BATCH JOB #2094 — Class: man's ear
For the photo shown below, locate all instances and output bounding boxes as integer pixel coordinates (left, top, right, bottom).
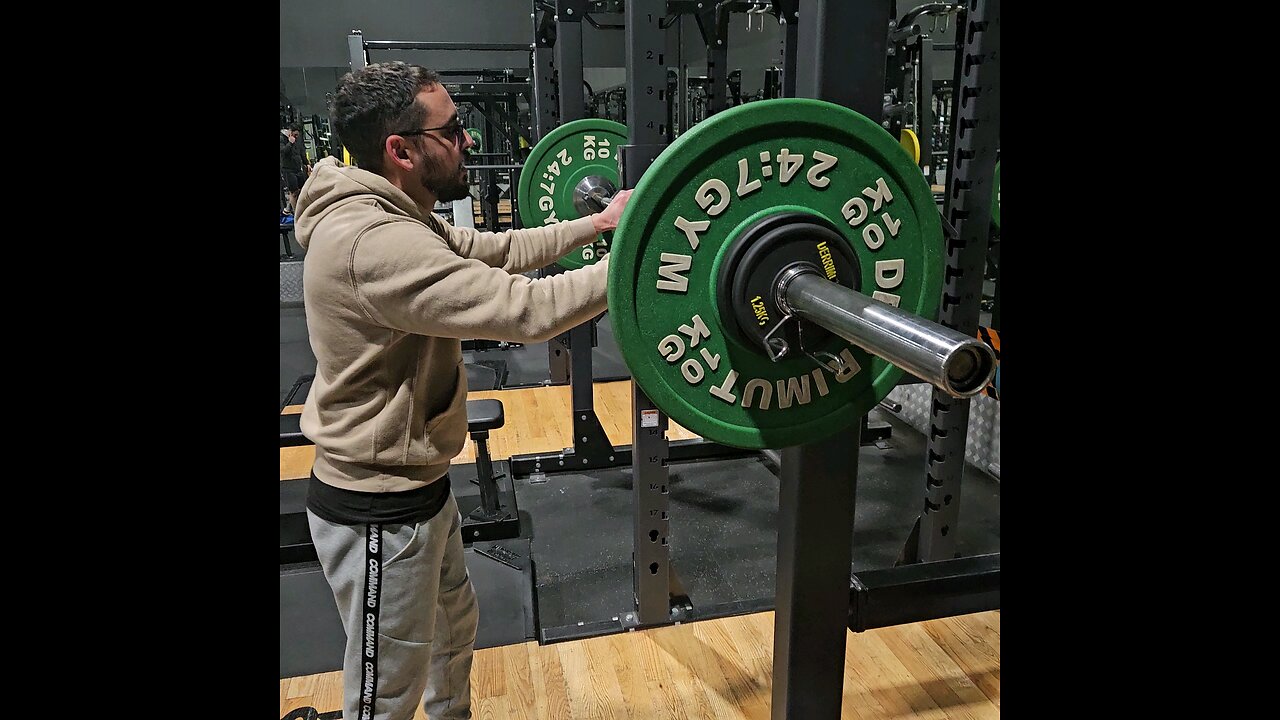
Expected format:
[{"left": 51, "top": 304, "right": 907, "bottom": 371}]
[{"left": 385, "top": 136, "right": 413, "bottom": 170}]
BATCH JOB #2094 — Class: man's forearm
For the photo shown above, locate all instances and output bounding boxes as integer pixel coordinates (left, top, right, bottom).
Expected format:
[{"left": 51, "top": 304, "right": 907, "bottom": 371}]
[{"left": 460, "top": 216, "right": 598, "bottom": 273}]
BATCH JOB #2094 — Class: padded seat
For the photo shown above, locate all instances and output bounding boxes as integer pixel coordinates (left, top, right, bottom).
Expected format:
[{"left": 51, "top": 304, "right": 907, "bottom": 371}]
[
  {"left": 280, "top": 413, "right": 309, "bottom": 447},
  {"left": 466, "top": 399, "right": 505, "bottom": 432}
]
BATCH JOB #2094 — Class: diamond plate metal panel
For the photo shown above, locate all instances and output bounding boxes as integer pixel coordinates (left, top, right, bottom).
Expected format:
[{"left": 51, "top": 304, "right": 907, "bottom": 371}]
[
  {"left": 990, "top": 399, "right": 1000, "bottom": 476},
  {"left": 964, "top": 393, "right": 1000, "bottom": 478},
  {"left": 280, "top": 261, "right": 304, "bottom": 307},
  {"left": 887, "top": 384, "right": 932, "bottom": 434},
  {"left": 886, "top": 383, "right": 1000, "bottom": 479}
]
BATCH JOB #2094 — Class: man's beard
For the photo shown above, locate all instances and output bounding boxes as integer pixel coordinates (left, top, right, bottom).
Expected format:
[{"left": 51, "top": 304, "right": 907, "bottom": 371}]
[{"left": 421, "top": 152, "right": 471, "bottom": 202}]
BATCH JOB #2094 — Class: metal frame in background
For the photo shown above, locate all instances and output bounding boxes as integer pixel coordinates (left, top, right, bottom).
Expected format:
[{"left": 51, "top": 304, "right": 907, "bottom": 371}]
[
  {"left": 537, "top": 0, "right": 615, "bottom": 469},
  {"left": 665, "top": 1, "right": 782, "bottom": 122},
  {"left": 457, "top": 87, "right": 528, "bottom": 231},
  {"left": 532, "top": 1, "right": 560, "bottom": 140},
  {"left": 622, "top": 0, "right": 682, "bottom": 633},
  {"left": 885, "top": 3, "right": 964, "bottom": 178},
  {"left": 523, "top": 0, "right": 759, "bottom": 645},
  {"left": 347, "top": 31, "right": 534, "bottom": 230},
  {"left": 530, "top": 1, "right": 572, "bottom": 382},
  {"left": 509, "top": 0, "right": 746, "bottom": 481},
  {"left": 900, "top": 0, "right": 1001, "bottom": 566}
]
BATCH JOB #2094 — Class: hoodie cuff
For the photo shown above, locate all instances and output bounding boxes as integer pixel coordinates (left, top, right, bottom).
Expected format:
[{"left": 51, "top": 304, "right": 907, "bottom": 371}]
[{"left": 566, "top": 215, "right": 600, "bottom": 245}]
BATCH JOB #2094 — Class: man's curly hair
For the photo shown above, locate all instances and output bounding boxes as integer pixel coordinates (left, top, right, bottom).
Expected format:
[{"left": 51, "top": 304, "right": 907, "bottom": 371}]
[{"left": 330, "top": 62, "right": 442, "bottom": 174}]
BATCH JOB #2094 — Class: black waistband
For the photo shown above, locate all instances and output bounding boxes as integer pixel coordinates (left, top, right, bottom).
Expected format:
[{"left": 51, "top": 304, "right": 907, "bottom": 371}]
[{"left": 306, "top": 473, "right": 452, "bottom": 526}]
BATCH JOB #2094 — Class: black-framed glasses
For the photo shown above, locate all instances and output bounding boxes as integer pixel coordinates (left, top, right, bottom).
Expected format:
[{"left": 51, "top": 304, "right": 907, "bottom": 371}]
[{"left": 394, "top": 122, "right": 466, "bottom": 149}]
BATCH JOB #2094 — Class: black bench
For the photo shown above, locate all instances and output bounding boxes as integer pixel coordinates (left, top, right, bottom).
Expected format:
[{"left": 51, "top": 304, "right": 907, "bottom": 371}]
[
  {"left": 463, "top": 399, "right": 506, "bottom": 522},
  {"left": 280, "top": 412, "right": 309, "bottom": 447},
  {"left": 458, "top": 399, "right": 520, "bottom": 541},
  {"left": 280, "top": 398, "right": 519, "bottom": 550}
]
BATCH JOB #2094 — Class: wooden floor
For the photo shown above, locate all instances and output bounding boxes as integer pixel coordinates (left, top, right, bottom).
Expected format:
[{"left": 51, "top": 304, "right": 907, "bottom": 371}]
[
  {"left": 280, "top": 380, "right": 1000, "bottom": 718},
  {"left": 279, "top": 610, "right": 1000, "bottom": 719}
]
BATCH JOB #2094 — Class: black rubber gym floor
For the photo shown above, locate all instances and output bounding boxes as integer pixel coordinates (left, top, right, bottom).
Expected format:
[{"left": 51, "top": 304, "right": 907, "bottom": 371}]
[
  {"left": 461, "top": 312, "right": 631, "bottom": 390},
  {"left": 280, "top": 306, "right": 317, "bottom": 406},
  {"left": 514, "top": 407, "right": 999, "bottom": 643}
]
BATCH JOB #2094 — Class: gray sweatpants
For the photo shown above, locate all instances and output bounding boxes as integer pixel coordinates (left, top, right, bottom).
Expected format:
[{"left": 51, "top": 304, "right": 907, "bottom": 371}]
[{"left": 308, "top": 493, "right": 479, "bottom": 720}]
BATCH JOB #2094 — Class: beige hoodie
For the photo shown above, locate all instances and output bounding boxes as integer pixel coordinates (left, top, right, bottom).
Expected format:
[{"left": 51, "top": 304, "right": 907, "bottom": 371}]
[{"left": 294, "top": 157, "right": 610, "bottom": 493}]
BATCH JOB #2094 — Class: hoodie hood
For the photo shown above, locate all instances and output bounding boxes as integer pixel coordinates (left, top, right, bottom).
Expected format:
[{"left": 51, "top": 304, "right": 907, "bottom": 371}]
[{"left": 294, "top": 156, "right": 432, "bottom": 250}]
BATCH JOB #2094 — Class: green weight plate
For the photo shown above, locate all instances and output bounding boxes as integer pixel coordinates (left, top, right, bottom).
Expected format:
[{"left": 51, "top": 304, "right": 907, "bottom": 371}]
[
  {"left": 517, "top": 118, "right": 628, "bottom": 270},
  {"left": 467, "top": 128, "right": 483, "bottom": 151},
  {"left": 609, "top": 98, "right": 943, "bottom": 450},
  {"left": 991, "top": 160, "right": 1000, "bottom": 231}
]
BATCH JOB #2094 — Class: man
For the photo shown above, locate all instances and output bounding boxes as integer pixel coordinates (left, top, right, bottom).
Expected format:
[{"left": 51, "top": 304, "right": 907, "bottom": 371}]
[
  {"left": 280, "top": 123, "right": 309, "bottom": 215},
  {"left": 292, "top": 61, "right": 631, "bottom": 720}
]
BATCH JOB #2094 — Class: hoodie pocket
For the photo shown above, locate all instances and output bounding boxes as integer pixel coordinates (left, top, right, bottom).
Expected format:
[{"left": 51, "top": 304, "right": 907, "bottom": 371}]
[{"left": 421, "top": 361, "right": 469, "bottom": 465}]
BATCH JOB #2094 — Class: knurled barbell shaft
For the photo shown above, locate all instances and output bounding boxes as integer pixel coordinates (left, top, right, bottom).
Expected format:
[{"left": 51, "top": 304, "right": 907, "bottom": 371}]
[{"left": 778, "top": 268, "right": 996, "bottom": 398}]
